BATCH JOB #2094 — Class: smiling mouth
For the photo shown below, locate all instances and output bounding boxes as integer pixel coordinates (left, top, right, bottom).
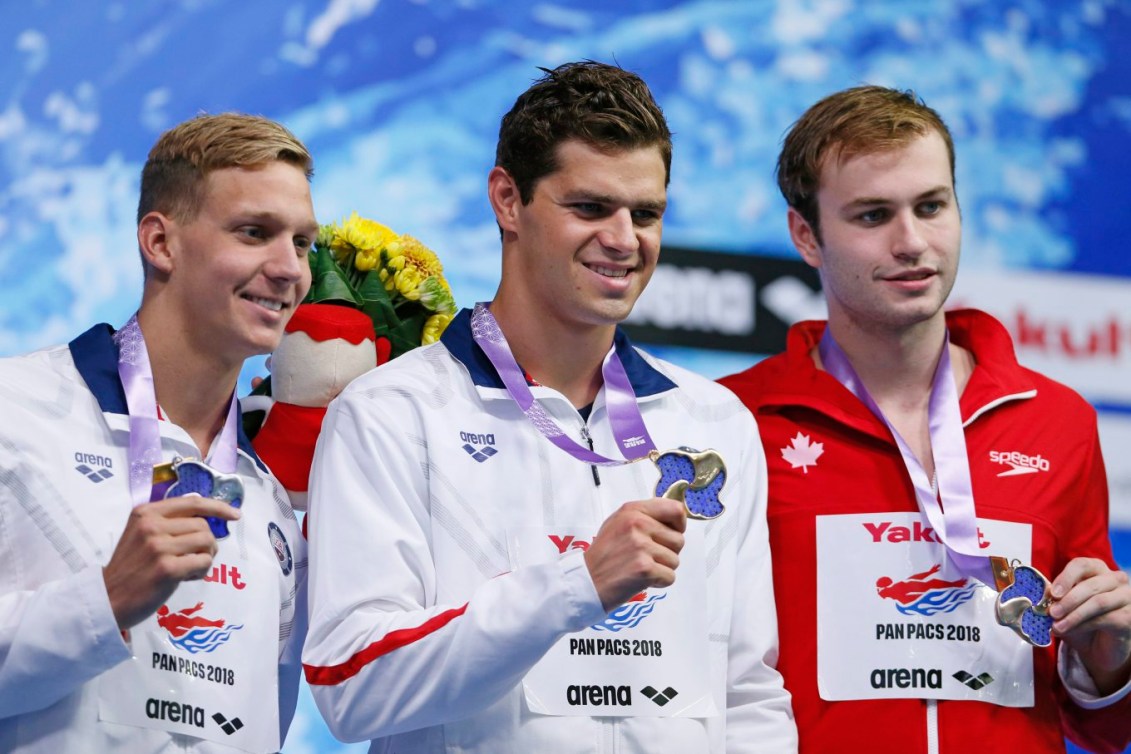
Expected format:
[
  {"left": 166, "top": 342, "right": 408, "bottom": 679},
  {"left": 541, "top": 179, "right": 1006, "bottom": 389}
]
[
  {"left": 242, "top": 294, "right": 286, "bottom": 312},
  {"left": 886, "top": 269, "right": 934, "bottom": 282},
  {"left": 586, "top": 264, "right": 630, "bottom": 279}
]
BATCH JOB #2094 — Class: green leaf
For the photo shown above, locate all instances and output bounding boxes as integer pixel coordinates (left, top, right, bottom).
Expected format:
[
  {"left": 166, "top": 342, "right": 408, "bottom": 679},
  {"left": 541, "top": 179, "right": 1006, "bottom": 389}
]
[
  {"left": 355, "top": 269, "right": 393, "bottom": 307},
  {"left": 388, "top": 311, "right": 428, "bottom": 359},
  {"left": 306, "top": 249, "right": 360, "bottom": 305}
]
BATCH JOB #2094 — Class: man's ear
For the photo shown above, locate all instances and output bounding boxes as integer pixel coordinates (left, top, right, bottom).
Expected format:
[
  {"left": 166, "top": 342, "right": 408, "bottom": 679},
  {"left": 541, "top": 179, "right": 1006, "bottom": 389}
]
[
  {"left": 487, "top": 166, "right": 522, "bottom": 235},
  {"left": 788, "top": 207, "right": 822, "bottom": 270},
  {"left": 137, "top": 211, "right": 176, "bottom": 276}
]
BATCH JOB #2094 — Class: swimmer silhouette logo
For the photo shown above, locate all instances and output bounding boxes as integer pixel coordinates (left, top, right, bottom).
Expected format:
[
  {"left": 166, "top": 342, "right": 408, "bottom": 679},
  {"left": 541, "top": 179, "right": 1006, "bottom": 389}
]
[
  {"left": 874, "top": 564, "right": 977, "bottom": 616},
  {"left": 157, "top": 602, "right": 244, "bottom": 653}
]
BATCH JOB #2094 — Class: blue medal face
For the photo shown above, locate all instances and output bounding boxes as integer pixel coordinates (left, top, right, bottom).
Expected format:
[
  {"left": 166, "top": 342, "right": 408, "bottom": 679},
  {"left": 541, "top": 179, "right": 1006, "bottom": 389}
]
[
  {"left": 164, "top": 458, "right": 244, "bottom": 539},
  {"left": 993, "top": 559, "right": 1054, "bottom": 647},
  {"left": 651, "top": 447, "right": 727, "bottom": 520}
]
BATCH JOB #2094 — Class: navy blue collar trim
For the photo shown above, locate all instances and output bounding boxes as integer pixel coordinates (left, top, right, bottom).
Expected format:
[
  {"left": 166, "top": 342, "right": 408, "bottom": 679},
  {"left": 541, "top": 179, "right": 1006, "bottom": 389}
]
[
  {"left": 439, "top": 308, "right": 677, "bottom": 398},
  {"left": 68, "top": 323, "right": 267, "bottom": 471}
]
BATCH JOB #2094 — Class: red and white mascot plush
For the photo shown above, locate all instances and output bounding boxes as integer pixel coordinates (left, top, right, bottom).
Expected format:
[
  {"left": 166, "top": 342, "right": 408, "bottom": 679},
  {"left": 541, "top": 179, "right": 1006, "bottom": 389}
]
[{"left": 248, "top": 303, "right": 389, "bottom": 509}]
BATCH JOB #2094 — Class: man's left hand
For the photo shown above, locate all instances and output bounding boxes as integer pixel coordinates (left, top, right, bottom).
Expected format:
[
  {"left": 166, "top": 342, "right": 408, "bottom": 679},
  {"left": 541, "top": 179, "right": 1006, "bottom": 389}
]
[{"left": 1051, "top": 557, "right": 1131, "bottom": 695}]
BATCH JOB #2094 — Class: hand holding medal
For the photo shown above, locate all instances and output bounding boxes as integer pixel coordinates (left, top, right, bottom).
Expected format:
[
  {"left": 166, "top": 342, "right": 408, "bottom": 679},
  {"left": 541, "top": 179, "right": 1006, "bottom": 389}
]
[{"left": 152, "top": 458, "right": 245, "bottom": 539}]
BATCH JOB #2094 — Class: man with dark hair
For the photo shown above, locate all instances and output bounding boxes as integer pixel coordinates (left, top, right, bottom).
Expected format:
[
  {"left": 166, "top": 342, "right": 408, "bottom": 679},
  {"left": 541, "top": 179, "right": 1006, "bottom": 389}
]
[
  {"left": 303, "top": 61, "right": 796, "bottom": 753},
  {"left": 0, "top": 113, "right": 317, "bottom": 752},
  {"left": 721, "top": 85, "right": 1131, "bottom": 753}
]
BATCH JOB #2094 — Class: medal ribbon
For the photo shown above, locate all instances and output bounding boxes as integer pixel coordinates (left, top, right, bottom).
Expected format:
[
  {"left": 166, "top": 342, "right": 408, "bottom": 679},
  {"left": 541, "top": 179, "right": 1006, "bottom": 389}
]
[
  {"left": 114, "top": 314, "right": 240, "bottom": 506},
  {"left": 818, "top": 328, "right": 994, "bottom": 586},
  {"left": 470, "top": 303, "right": 657, "bottom": 466}
]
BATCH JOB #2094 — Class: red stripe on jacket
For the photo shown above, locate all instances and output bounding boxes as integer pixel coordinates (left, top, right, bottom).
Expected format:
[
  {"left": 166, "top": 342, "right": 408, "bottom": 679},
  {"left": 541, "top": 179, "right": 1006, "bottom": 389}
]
[{"left": 303, "top": 604, "right": 469, "bottom": 686}]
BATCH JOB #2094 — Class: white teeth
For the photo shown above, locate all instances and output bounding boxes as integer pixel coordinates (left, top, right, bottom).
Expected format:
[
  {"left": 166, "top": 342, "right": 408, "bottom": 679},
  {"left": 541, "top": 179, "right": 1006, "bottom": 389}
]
[
  {"left": 590, "top": 265, "right": 628, "bottom": 279},
  {"left": 245, "top": 296, "right": 284, "bottom": 311}
]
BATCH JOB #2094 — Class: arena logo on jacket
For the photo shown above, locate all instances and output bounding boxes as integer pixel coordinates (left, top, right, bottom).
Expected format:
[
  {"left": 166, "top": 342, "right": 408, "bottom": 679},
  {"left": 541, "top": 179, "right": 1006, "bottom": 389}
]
[{"left": 459, "top": 429, "right": 499, "bottom": 463}]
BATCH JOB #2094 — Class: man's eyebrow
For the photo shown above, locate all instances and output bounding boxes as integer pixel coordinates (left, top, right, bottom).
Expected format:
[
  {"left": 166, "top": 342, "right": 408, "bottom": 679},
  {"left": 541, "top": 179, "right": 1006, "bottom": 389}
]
[
  {"left": 232, "top": 209, "right": 320, "bottom": 235},
  {"left": 562, "top": 191, "right": 667, "bottom": 211},
  {"left": 840, "top": 185, "right": 953, "bottom": 211}
]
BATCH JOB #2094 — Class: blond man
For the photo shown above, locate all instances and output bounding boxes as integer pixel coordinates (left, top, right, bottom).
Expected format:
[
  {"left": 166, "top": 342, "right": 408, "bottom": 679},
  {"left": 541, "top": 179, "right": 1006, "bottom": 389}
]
[{"left": 0, "top": 113, "right": 318, "bottom": 753}]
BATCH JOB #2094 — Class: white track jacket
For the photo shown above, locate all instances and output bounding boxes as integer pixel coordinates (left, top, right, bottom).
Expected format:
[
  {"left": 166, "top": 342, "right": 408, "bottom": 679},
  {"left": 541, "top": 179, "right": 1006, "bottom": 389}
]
[{"left": 303, "top": 309, "right": 796, "bottom": 753}]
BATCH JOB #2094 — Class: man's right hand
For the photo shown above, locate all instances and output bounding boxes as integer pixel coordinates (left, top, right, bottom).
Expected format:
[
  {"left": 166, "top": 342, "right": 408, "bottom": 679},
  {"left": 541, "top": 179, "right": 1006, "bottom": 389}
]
[
  {"left": 103, "top": 496, "right": 241, "bottom": 630},
  {"left": 583, "top": 497, "right": 687, "bottom": 612}
]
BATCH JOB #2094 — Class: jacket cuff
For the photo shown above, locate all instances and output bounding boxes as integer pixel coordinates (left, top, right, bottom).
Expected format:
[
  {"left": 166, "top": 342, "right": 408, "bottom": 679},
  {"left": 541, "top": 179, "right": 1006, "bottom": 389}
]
[
  {"left": 81, "top": 566, "right": 132, "bottom": 670},
  {"left": 558, "top": 550, "right": 608, "bottom": 630},
  {"left": 1059, "top": 642, "right": 1131, "bottom": 709}
]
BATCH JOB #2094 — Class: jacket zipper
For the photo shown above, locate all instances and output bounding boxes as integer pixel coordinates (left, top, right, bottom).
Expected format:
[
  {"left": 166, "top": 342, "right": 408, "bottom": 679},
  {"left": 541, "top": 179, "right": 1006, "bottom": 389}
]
[{"left": 580, "top": 425, "right": 601, "bottom": 486}]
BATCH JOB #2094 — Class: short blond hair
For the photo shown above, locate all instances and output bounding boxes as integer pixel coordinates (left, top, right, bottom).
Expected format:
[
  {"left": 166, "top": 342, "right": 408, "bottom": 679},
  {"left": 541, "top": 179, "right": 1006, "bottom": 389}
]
[
  {"left": 137, "top": 112, "right": 313, "bottom": 224},
  {"left": 777, "top": 86, "right": 955, "bottom": 242}
]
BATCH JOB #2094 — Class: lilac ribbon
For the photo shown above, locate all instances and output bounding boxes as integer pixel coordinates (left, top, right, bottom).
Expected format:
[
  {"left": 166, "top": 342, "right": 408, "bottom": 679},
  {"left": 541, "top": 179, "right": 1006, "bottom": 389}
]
[
  {"left": 470, "top": 303, "right": 656, "bottom": 466},
  {"left": 114, "top": 314, "right": 240, "bottom": 507},
  {"left": 818, "top": 328, "right": 994, "bottom": 586}
]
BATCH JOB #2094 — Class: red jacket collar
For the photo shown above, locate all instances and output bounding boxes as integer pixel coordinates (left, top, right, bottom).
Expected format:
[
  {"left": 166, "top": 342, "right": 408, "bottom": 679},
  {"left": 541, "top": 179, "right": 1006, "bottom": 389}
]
[{"left": 724, "top": 309, "right": 1038, "bottom": 438}]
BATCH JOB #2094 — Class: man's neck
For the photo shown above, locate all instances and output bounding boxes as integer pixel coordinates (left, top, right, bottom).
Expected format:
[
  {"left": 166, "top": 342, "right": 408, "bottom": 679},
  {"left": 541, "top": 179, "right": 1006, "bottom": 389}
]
[
  {"left": 825, "top": 316, "right": 950, "bottom": 411},
  {"left": 136, "top": 307, "right": 240, "bottom": 457},
  {"left": 488, "top": 297, "right": 613, "bottom": 409},
  {"left": 818, "top": 314, "right": 975, "bottom": 478}
]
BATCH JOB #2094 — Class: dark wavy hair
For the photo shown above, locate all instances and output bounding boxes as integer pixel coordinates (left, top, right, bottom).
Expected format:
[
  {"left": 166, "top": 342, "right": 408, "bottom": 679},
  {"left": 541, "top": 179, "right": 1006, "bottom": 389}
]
[{"left": 496, "top": 61, "right": 672, "bottom": 203}]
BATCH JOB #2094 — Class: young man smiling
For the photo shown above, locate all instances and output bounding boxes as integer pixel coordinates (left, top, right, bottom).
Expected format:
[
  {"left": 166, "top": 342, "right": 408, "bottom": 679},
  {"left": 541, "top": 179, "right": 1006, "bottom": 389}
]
[
  {"left": 721, "top": 85, "right": 1131, "bottom": 753},
  {"left": 303, "top": 61, "right": 796, "bottom": 753},
  {"left": 0, "top": 113, "right": 316, "bottom": 752}
]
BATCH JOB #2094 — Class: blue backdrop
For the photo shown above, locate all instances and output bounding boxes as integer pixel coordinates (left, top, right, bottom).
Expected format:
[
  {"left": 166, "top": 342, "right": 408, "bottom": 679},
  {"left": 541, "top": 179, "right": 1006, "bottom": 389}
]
[{"left": 2, "top": 2, "right": 1128, "bottom": 751}]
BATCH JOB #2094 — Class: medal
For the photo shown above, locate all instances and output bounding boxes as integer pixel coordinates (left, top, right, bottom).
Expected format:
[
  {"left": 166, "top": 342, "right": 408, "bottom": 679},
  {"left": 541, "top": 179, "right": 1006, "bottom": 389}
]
[
  {"left": 152, "top": 457, "right": 245, "bottom": 539},
  {"left": 991, "top": 556, "right": 1054, "bottom": 647},
  {"left": 651, "top": 447, "right": 726, "bottom": 519}
]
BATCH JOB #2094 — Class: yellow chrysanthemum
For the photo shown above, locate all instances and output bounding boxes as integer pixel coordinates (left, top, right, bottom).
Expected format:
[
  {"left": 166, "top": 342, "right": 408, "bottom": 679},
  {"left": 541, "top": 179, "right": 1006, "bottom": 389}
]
[
  {"left": 354, "top": 248, "right": 380, "bottom": 272},
  {"left": 394, "top": 234, "right": 445, "bottom": 278},
  {"left": 332, "top": 212, "right": 400, "bottom": 256},
  {"left": 418, "top": 276, "right": 456, "bottom": 314},
  {"left": 422, "top": 312, "right": 454, "bottom": 345},
  {"left": 392, "top": 266, "right": 427, "bottom": 300}
]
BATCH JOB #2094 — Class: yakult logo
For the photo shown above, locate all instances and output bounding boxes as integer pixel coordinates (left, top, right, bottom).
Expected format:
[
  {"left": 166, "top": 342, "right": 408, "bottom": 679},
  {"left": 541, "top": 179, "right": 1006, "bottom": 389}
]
[
  {"left": 1009, "top": 309, "right": 1130, "bottom": 360},
  {"left": 988, "top": 449, "right": 1050, "bottom": 477},
  {"left": 863, "top": 521, "right": 992, "bottom": 550}
]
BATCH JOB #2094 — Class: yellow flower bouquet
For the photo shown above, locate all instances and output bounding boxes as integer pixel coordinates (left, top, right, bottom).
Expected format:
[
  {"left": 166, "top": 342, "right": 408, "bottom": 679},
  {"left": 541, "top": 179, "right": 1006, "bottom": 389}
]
[{"left": 311, "top": 212, "right": 456, "bottom": 356}]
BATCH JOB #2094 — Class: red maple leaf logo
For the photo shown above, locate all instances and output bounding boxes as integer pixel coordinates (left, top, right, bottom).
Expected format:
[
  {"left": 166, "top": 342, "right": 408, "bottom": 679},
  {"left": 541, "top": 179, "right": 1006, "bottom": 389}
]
[{"left": 781, "top": 432, "right": 823, "bottom": 474}]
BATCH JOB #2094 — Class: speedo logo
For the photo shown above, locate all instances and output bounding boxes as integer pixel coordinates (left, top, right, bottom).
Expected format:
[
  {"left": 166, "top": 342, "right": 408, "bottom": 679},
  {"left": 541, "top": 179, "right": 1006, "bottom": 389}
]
[{"left": 988, "top": 449, "right": 1050, "bottom": 477}]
